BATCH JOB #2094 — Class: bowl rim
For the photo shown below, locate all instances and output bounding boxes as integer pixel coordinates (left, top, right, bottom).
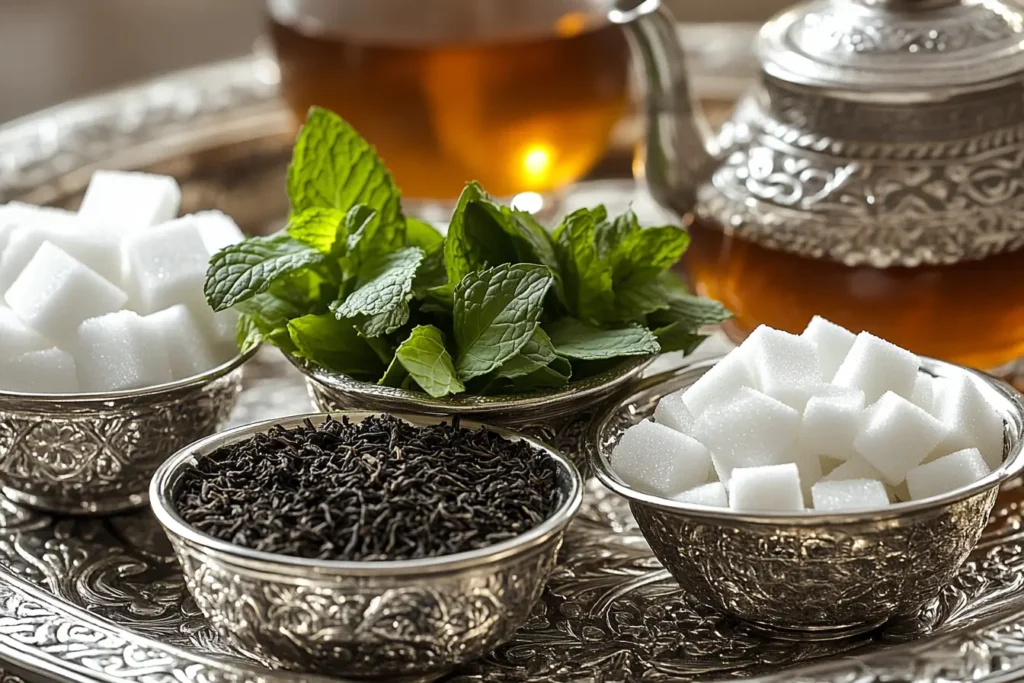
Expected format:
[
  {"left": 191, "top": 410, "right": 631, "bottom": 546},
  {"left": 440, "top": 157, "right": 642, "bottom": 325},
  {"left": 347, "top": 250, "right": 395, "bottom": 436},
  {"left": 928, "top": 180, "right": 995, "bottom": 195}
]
[
  {"left": 0, "top": 347, "right": 256, "bottom": 405},
  {"left": 590, "top": 354, "right": 1024, "bottom": 525},
  {"left": 150, "top": 411, "right": 584, "bottom": 576},
  {"left": 287, "top": 351, "right": 652, "bottom": 412}
]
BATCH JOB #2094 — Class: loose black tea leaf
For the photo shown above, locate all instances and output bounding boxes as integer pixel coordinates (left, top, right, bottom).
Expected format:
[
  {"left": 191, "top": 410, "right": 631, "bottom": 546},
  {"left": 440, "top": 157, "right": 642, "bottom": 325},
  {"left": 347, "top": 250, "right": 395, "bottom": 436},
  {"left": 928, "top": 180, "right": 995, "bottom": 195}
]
[{"left": 173, "top": 414, "right": 560, "bottom": 561}]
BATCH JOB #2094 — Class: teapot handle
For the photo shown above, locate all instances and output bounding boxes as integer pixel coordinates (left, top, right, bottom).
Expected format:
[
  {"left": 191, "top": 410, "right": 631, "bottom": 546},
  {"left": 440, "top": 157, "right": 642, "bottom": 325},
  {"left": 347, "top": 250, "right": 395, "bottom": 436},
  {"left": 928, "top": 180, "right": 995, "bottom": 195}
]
[{"left": 610, "top": 0, "right": 716, "bottom": 217}]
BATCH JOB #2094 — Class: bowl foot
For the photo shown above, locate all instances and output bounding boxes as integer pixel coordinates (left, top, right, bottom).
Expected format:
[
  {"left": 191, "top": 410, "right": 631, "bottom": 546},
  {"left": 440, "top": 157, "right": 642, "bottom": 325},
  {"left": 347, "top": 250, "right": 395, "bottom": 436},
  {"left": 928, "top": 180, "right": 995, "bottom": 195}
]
[
  {"left": 1, "top": 486, "right": 148, "bottom": 516},
  {"left": 742, "top": 617, "right": 887, "bottom": 642}
]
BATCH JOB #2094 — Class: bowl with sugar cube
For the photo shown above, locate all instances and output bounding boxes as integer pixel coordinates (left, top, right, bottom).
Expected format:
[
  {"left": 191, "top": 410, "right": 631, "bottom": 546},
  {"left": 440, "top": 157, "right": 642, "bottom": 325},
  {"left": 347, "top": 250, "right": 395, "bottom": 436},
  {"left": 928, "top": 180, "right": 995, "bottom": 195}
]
[
  {"left": 0, "top": 171, "right": 252, "bottom": 514},
  {"left": 589, "top": 316, "right": 1024, "bottom": 638}
]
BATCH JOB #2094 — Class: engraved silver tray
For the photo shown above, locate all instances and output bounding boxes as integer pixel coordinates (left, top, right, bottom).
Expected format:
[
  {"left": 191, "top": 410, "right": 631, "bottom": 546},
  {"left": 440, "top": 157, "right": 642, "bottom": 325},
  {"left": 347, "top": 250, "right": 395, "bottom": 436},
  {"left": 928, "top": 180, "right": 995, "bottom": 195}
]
[{"left": 3, "top": 36, "right": 1024, "bottom": 683}]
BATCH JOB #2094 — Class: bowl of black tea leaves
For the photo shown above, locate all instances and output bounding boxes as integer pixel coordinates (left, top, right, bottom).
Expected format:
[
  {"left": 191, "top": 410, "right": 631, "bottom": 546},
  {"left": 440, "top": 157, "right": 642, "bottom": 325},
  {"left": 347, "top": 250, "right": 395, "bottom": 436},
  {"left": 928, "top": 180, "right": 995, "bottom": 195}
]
[{"left": 150, "top": 412, "right": 582, "bottom": 678}]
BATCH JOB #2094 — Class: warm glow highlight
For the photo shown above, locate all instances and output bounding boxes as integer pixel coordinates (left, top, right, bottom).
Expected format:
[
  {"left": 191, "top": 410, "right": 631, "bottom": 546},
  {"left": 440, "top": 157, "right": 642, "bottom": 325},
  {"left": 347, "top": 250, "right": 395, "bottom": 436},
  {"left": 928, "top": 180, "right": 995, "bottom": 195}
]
[{"left": 522, "top": 145, "right": 554, "bottom": 183}]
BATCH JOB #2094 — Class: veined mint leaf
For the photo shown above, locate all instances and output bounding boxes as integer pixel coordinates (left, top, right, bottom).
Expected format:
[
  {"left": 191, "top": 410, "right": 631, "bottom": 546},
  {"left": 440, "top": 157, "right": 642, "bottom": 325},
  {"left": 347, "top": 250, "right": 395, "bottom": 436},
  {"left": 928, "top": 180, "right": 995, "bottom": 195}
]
[
  {"left": 395, "top": 325, "right": 465, "bottom": 397},
  {"left": 663, "top": 293, "right": 732, "bottom": 328},
  {"left": 613, "top": 224, "right": 690, "bottom": 284},
  {"left": 379, "top": 355, "right": 409, "bottom": 388},
  {"left": 287, "top": 313, "right": 384, "bottom": 379},
  {"left": 406, "top": 218, "right": 444, "bottom": 250},
  {"left": 653, "top": 323, "right": 707, "bottom": 355},
  {"left": 286, "top": 207, "right": 346, "bottom": 254},
  {"left": 453, "top": 263, "right": 554, "bottom": 381},
  {"left": 594, "top": 207, "right": 634, "bottom": 261},
  {"left": 548, "top": 318, "right": 660, "bottom": 360},
  {"left": 236, "top": 314, "right": 265, "bottom": 355},
  {"left": 331, "top": 247, "right": 424, "bottom": 318},
  {"left": 287, "top": 108, "right": 401, "bottom": 241},
  {"left": 495, "top": 327, "right": 557, "bottom": 379},
  {"left": 554, "top": 208, "right": 615, "bottom": 324},
  {"left": 343, "top": 204, "right": 378, "bottom": 254},
  {"left": 354, "top": 301, "right": 410, "bottom": 337},
  {"left": 616, "top": 278, "right": 672, "bottom": 319},
  {"left": 444, "top": 183, "right": 518, "bottom": 285},
  {"left": 205, "top": 233, "right": 325, "bottom": 312},
  {"left": 508, "top": 356, "right": 572, "bottom": 391}
]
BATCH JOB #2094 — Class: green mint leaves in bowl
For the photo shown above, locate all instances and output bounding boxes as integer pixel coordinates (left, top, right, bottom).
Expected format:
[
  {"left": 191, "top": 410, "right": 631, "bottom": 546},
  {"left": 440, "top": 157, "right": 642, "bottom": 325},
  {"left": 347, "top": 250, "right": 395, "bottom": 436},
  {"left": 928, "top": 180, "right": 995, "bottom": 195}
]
[{"left": 204, "top": 107, "right": 729, "bottom": 399}]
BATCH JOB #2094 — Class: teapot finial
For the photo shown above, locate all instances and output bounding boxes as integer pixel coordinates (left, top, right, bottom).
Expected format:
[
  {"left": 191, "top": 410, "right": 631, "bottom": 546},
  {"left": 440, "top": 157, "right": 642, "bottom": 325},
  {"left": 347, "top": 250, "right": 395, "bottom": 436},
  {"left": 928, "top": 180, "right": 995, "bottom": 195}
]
[{"left": 610, "top": 0, "right": 715, "bottom": 217}]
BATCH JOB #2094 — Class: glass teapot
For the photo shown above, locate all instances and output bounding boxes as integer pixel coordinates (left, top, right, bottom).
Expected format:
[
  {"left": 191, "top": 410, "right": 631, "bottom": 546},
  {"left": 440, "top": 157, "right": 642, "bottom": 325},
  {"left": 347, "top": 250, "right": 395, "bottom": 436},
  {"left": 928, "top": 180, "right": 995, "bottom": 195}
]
[{"left": 615, "top": 0, "right": 1024, "bottom": 375}]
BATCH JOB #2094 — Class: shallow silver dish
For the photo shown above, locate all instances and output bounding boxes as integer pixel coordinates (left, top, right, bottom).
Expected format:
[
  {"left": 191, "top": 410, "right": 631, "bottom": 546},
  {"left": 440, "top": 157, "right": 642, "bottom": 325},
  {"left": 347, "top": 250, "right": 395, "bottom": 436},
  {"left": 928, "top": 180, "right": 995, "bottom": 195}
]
[
  {"left": 591, "top": 356, "right": 1024, "bottom": 637},
  {"left": 295, "top": 354, "right": 650, "bottom": 476},
  {"left": 3, "top": 43, "right": 1024, "bottom": 683},
  {"left": 0, "top": 352, "right": 251, "bottom": 515},
  {"left": 151, "top": 411, "right": 582, "bottom": 679}
]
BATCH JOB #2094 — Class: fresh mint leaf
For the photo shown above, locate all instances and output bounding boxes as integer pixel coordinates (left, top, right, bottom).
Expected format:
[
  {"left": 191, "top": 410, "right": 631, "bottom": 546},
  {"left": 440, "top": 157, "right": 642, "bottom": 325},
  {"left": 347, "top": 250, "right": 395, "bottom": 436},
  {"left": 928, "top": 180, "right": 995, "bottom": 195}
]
[
  {"left": 364, "top": 336, "right": 395, "bottom": 365},
  {"left": 331, "top": 247, "right": 424, "bottom": 318},
  {"left": 594, "top": 207, "right": 637, "bottom": 261},
  {"left": 664, "top": 293, "right": 732, "bottom": 328},
  {"left": 342, "top": 205, "right": 378, "bottom": 254},
  {"left": 453, "top": 263, "right": 554, "bottom": 381},
  {"left": 494, "top": 327, "right": 557, "bottom": 379},
  {"left": 444, "top": 183, "right": 518, "bottom": 285},
  {"left": 354, "top": 301, "right": 410, "bottom": 337},
  {"left": 287, "top": 313, "right": 383, "bottom": 379},
  {"left": 653, "top": 323, "right": 707, "bottom": 355},
  {"left": 616, "top": 278, "right": 672, "bottom": 319},
  {"left": 548, "top": 318, "right": 660, "bottom": 360},
  {"left": 379, "top": 355, "right": 409, "bottom": 388},
  {"left": 553, "top": 208, "right": 615, "bottom": 324},
  {"left": 613, "top": 224, "right": 690, "bottom": 284},
  {"left": 287, "top": 108, "right": 401, "bottom": 244},
  {"left": 395, "top": 325, "right": 465, "bottom": 397},
  {"left": 406, "top": 218, "right": 444, "bottom": 250},
  {"left": 205, "top": 233, "right": 325, "bottom": 312},
  {"left": 285, "top": 207, "right": 346, "bottom": 254},
  {"left": 508, "top": 356, "right": 572, "bottom": 391},
  {"left": 235, "top": 314, "right": 265, "bottom": 355}
]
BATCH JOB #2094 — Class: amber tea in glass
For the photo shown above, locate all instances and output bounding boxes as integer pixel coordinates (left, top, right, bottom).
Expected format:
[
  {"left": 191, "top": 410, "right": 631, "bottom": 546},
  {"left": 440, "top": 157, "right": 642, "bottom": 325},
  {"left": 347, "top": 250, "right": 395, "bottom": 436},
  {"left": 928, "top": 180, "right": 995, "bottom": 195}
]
[{"left": 267, "top": 0, "right": 630, "bottom": 201}]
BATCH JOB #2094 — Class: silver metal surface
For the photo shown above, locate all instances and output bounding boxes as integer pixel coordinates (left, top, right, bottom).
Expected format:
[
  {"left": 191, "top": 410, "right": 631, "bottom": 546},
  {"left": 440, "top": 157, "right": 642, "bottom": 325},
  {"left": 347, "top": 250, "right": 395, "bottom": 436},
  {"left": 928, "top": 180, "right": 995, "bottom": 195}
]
[
  {"left": 151, "top": 411, "right": 583, "bottom": 679},
  {"left": 0, "top": 351, "right": 1022, "bottom": 682},
  {"left": 296, "top": 354, "right": 650, "bottom": 476},
  {"left": 630, "top": 0, "right": 1024, "bottom": 266},
  {"left": 0, "top": 353, "right": 251, "bottom": 515},
  {"left": 591, "top": 357, "right": 1024, "bottom": 634},
  {"left": 2, "top": 46, "right": 1024, "bottom": 682}
]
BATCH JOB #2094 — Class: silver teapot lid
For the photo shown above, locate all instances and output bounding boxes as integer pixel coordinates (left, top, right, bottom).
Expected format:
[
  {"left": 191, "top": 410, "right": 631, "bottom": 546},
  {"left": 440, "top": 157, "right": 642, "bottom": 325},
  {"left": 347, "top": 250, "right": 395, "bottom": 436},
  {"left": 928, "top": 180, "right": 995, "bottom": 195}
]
[{"left": 759, "top": 0, "right": 1024, "bottom": 96}]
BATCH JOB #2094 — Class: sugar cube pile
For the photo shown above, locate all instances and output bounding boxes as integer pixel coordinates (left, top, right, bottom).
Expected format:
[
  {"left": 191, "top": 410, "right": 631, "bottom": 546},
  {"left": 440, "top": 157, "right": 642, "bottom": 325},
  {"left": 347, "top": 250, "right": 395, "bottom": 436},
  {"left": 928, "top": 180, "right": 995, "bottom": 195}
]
[
  {"left": 610, "top": 316, "right": 1005, "bottom": 512},
  {"left": 0, "top": 171, "right": 245, "bottom": 394}
]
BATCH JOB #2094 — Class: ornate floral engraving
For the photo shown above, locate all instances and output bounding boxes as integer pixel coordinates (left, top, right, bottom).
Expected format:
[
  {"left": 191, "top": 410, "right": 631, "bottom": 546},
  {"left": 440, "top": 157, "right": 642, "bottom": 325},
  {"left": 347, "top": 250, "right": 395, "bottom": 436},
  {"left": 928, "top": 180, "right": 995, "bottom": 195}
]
[{"left": 0, "top": 369, "right": 243, "bottom": 514}]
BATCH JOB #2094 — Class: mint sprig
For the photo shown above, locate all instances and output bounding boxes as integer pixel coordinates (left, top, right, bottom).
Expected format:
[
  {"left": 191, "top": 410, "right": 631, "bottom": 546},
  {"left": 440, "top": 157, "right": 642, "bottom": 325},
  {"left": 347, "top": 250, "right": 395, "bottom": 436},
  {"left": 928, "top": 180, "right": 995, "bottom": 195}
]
[{"left": 204, "top": 107, "right": 731, "bottom": 397}]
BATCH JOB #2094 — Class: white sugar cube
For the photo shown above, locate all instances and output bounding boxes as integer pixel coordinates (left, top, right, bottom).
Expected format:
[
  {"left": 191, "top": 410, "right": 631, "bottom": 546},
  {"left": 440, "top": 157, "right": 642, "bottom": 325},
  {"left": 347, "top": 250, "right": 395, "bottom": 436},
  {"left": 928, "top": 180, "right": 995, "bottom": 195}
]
[
  {"left": 74, "top": 311, "right": 173, "bottom": 392},
  {"left": 611, "top": 420, "right": 712, "bottom": 497},
  {"left": 194, "top": 211, "right": 245, "bottom": 254},
  {"left": 2, "top": 201, "right": 78, "bottom": 230},
  {"left": 0, "top": 306, "right": 49, "bottom": 357},
  {"left": 654, "top": 389, "right": 694, "bottom": 434},
  {"left": 0, "top": 225, "right": 121, "bottom": 292},
  {"left": 932, "top": 374, "right": 1005, "bottom": 471},
  {"left": 193, "top": 304, "right": 240, "bottom": 357},
  {"left": 911, "top": 374, "right": 938, "bottom": 415},
  {"left": 122, "top": 220, "right": 210, "bottom": 314},
  {"left": 853, "top": 391, "right": 947, "bottom": 485},
  {"left": 906, "top": 448, "right": 991, "bottom": 501},
  {"left": 824, "top": 455, "right": 884, "bottom": 482},
  {"left": 797, "top": 388, "right": 865, "bottom": 461},
  {"left": 801, "top": 315, "right": 856, "bottom": 381},
  {"left": 78, "top": 170, "right": 181, "bottom": 233},
  {"left": 682, "top": 351, "right": 755, "bottom": 418},
  {"left": 811, "top": 479, "right": 890, "bottom": 512},
  {"left": 739, "top": 326, "right": 822, "bottom": 409},
  {"left": 0, "top": 348, "right": 78, "bottom": 393},
  {"left": 4, "top": 242, "right": 127, "bottom": 345},
  {"left": 142, "top": 305, "right": 218, "bottom": 380},
  {"left": 673, "top": 482, "right": 728, "bottom": 507},
  {"left": 833, "top": 332, "right": 920, "bottom": 404},
  {"left": 691, "top": 387, "right": 800, "bottom": 483},
  {"left": 729, "top": 463, "right": 804, "bottom": 512}
]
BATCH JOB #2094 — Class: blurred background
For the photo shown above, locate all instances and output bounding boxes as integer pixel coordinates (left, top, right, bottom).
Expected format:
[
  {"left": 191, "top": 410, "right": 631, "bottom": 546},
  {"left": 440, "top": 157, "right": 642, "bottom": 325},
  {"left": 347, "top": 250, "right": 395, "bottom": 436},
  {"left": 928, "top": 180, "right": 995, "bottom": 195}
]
[{"left": 0, "top": 0, "right": 784, "bottom": 123}]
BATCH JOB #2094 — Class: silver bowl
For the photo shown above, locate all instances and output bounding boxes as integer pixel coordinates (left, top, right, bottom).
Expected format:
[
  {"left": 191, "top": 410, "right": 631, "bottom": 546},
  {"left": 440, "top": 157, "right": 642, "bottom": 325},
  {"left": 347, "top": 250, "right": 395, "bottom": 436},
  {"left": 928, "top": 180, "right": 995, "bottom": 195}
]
[
  {"left": 291, "top": 354, "right": 651, "bottom": 477},
  {"left": 589, "top": 356, "right": 1024, "bottom": 638},
  {"left": 150, "top": 411, "right": 583, "bottom": 679},
  {"left": 0, "top": 352, "right": 250, "bottom": 515}
]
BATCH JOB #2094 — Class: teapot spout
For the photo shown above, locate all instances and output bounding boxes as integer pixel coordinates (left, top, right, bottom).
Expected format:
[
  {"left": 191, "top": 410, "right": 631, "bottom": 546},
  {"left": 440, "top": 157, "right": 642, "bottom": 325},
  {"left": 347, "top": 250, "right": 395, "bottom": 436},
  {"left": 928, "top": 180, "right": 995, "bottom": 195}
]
[{"left": 611, "top": 0, "right": 716, "bottom": 217}]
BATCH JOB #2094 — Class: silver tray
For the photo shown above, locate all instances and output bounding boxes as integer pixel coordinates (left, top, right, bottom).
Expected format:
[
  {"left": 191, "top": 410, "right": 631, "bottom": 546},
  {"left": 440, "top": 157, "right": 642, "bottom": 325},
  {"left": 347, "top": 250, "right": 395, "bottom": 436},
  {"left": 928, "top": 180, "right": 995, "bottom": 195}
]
[{"left": 3, "top": 35, "right": 1024, "bottom": 683}]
